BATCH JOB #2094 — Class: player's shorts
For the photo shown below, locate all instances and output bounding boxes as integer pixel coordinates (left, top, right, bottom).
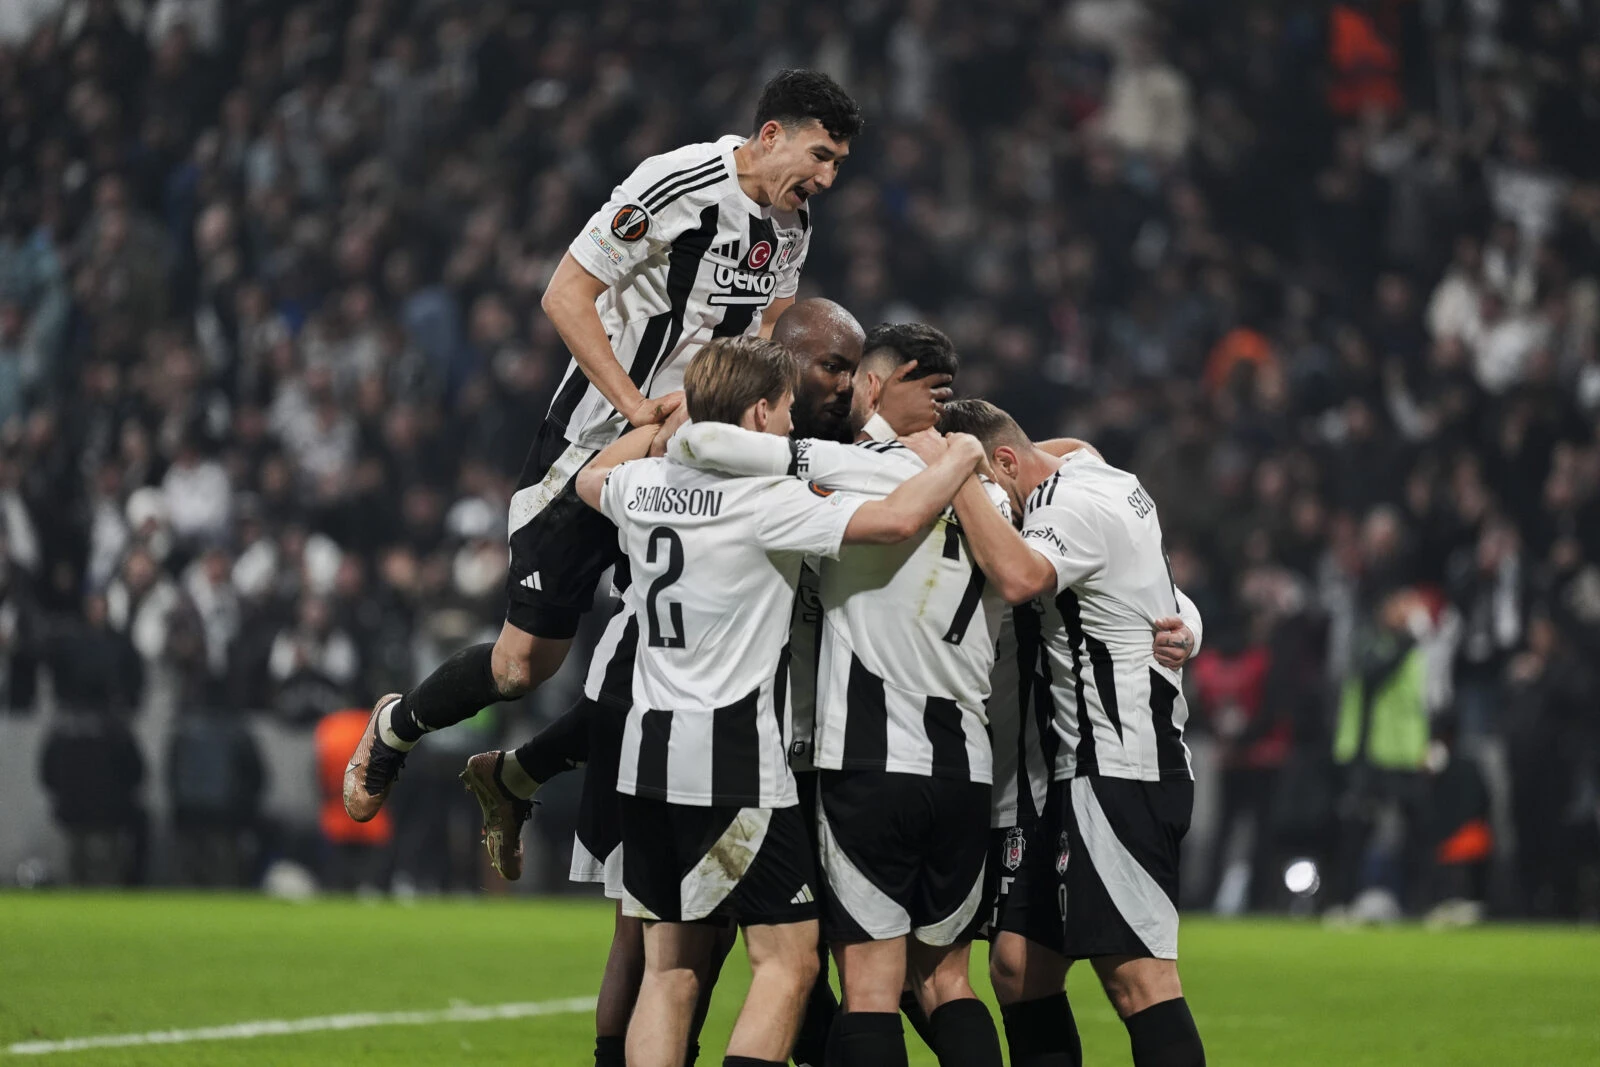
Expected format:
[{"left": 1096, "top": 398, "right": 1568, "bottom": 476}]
[
  {"left": 980, "top": 818, "right": 1066, "bottom": 954},
  {"left": 618, "top": 795, "right": 817, "bottom": 926},
  {"left": 816, "top": 769, "right": 989, "bottom": 946},
  {"left": 568, "top": 698, "right": 628, "bottom": 899},
  {"left": 1052, "top": 775, "right": 1193, "bottom": 961},
  {"left": 505, "top": 419, "right": 621, "bottom": 639}
]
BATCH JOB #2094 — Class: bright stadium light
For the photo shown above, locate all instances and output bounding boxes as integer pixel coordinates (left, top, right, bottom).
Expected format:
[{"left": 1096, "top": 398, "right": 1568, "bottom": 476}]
[{"left": 1284, "top": 858, "right": 1320, "bottom": 896}]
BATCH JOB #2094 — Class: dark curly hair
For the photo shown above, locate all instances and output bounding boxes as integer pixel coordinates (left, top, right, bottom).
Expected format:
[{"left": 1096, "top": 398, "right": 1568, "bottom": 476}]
[
  {"left": 754, "top": 69, "right": 863, "bottom": 143},
  {"left": 862, "top": 322, "right": 959, "bottom": 382}
]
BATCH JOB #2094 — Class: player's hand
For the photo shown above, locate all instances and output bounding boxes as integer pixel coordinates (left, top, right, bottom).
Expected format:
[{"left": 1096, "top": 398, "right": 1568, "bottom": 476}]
[
  {"left": 649, "top": 401, "right": 691, "bottom": 457},
  {"left": 877, "top": 361, "right": 951, "bottom": 435},
  {"left": 629, "top": 390, "right": 685, "bottom": 428},
  {"left": 899, "top": 427, "right": 948, "bottom": 466},
  {"left": 1152, "top": 617, "right": 1195, "bottom": 669},
  {"left": 944, "top": 432, "right": 985, "bottom": 470}
]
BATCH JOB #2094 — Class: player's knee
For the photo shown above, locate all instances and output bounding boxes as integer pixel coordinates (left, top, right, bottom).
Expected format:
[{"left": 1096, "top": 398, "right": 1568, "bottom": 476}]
[
  {"left": 490, "top": 631, "right": 566, "bottom": 698},
  {"left": 646, "top": 964, "right": 701, "bottom": 1009},
  {"left": 1099, "top": 963, "right": 1181, "bottom": 1019},
  {"left": 988, "top": 944, "right": 1027, "bottom": 1004}
]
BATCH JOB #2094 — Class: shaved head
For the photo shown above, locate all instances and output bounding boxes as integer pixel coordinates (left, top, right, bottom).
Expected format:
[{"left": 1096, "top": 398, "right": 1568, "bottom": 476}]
[{"left": 773, "top": 298, "right": 865, "bottom": 442}]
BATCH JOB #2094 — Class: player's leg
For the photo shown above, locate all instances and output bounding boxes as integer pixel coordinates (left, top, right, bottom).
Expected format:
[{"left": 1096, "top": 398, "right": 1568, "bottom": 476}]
[
  {"left": 906, "top": 940, "right": 1003, "bottom": 1067},
  {"left": 989, "top": 933, "right": 1077, "bottom": 1067},
  {"left": 901, "top": 776, "right": 1002, "bottom": 1067},
  {"left": 593, "top": 903, "right": 644, "bottom": 1067},
  {"left": 686, "top": 920, "right": 739, "bottom": 1066},
  {"left": 1061, "top": 776, "right": 1203, "bottom": 1067},
  {"left": 1091, "top": 956, "right": 1202, "bottom": 1067},
  {"left": 830, "top": 938, "right": 910, "bottom": 1066},
  {"left": 628, "top": 920, "right": 717, "bottom": 1067},
  {"left": 987, "top": 814, "right": 1081, "bottom": 1067},
  {"left": 344, "top": 428, "right": 609, "bottom": 821},
  {"left": 724, "top": 919, "right": 820, "bottom": 1064}
]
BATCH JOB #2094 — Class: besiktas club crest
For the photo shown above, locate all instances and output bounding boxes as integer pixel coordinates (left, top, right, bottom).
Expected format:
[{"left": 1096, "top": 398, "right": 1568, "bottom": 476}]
[{"left": 1002, "top": 827, "right": 1026, "bottom": 872}]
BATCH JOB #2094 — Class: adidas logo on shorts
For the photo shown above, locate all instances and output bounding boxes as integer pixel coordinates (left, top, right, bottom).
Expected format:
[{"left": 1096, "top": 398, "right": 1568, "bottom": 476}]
[{"left": 790, "top": 885, "right": 814, "bottom": 905}]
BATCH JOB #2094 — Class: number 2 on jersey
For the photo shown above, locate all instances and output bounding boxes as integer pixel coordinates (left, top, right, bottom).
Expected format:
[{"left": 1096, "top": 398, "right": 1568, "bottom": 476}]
[{"left": 645, "top": 527, "right": 686, "bottom": 648}]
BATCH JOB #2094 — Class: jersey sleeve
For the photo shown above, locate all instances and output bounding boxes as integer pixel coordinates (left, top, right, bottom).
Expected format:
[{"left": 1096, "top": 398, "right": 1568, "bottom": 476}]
[
  {"left": 569, "top": 155, "right": 722, "bottom": 287},
  {"left": 1021, "top": 497, "right": 1107, "bottom": 593},
  {"left": 1175, "top": 586, "right": 1204, "bottom": 657},
  {"left": 753, "top": 478, "right": 869, "bottom": 560},
  {"left": 796, "top": 440, "right": 918, "bottom": 497},
  {"left": 772, "top": 210, "right": 811, "bottom": 299},
  {"left": 597, "top": 462, "right": 634, "bottom": 526},
  {"left": 979, "top": 477, "right": 1013, "bottom": 524}
]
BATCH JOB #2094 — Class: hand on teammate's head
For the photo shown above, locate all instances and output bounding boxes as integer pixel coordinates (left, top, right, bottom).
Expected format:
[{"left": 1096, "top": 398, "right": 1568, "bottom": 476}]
[
  {"left": 877, "top": 360, "right": 951, "bottom": 435},
  {"left": 944, "top": 432, "right": 985, "bottom": 468}
]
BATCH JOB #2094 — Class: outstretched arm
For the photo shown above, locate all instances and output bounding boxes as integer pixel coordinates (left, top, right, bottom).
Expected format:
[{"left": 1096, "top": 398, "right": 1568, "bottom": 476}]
[
  {"left": 843, "top": 434, "right": 984, "bottom": 545},
  {"left": 575, "top": 423, "right": 664, "bottom": 510}
]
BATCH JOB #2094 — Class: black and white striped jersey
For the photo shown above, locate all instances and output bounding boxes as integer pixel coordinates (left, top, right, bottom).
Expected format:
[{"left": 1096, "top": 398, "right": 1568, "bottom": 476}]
[
  {"left": 583, "top": 597, "right": 639, "bottom": 710},
  {"left": 555, "top": 136, "right": 811, "bottom": 450},
  {"left": 1023, "top": 451, "right": 1200, "bottom": 783},
  {"left": 986, "top": 602, "right": 1058, "bottom": 827},
  {"left": 806, "top": 443, "right": 1009, "bottom": 785},
  {"left": 599, "top": 455, "right": 866, "bottom": 808}
]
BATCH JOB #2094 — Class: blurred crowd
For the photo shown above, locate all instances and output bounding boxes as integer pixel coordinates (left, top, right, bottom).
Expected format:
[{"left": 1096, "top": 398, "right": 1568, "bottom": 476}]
[{"left": 2, "top": 0, "right": 1597, "bottom": 915}]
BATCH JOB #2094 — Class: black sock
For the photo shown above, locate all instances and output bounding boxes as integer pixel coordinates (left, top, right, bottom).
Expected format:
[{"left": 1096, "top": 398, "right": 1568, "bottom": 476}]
[
  {"left": 899, "top": 989, "right": 935, "bottom": 1050},
  {"left": 594, "top": 1034, "right": 625, "bottom": 1066},
  {"left": 393, "top": 643, "right": 502, "bottom": 742},
  {"left": 723, "top": 1059, "right": 783, "bottom": 1067},
  {"left": 1124, "top": 997, "right": 1205, "bottom": 1067},
  {"left": 1001, "top": 993, "right": 1082, "bottom": 1067},
  {"left": 929, "top": 998, "right": 1003, "bottom": 1067},
  {"left": 511, "top": 699, "right": 594, "bottom": 783},
  {"left": 685, "top": 1040, "right": 700, "bottom": 1065},
  {"left": 827, "top": 1012, "right": 906, "bottom": 1067},
  {"left": 792, "top": 960, "right": 838, "bottom": 1066}
]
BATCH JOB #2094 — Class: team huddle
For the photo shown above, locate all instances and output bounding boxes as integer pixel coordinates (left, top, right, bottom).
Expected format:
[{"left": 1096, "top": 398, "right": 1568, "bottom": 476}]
[{"left": 342, "top": 71, "right": 1207, "bottom": 1067}]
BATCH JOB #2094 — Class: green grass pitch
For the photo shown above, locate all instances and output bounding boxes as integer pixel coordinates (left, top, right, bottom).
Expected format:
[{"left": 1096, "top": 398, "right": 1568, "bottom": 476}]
[{"left": 1, "top": 893, "right": 1596, "bottom": 1065}]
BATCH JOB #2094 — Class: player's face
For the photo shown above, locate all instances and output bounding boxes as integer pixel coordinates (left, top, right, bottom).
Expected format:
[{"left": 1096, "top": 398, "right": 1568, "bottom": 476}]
[
  {"left": 791, "top": 331, "right": 861, "bottom": 442},
  {"left": 770, "top": 120, "right": 849, "bottom": 211}
]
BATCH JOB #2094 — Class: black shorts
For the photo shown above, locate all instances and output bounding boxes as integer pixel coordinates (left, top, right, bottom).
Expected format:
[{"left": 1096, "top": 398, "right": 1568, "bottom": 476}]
[
  {"left": 569, "top": 698, "right": 626, "bottom": 897},
  {"left": 817, "top": 770, "right": 989, "bottom": 946},
  {"left": 981, "top": 818, "right": 1066, "bottom": 955},
  {"left": 1052, "top": 776, "right": 1192, "bottom": 961},
  {"left": 619, "top": 795, "right": 817, "bottom": 926},
  {"left": 505, "top": 419, "right": 622, "bottom": 639}
]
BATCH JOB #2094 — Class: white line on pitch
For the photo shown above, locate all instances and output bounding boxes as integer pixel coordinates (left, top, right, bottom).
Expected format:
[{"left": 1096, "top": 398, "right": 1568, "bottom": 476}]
[{"left": 4, "top": 997, "right": 598, "bottom": 1056}]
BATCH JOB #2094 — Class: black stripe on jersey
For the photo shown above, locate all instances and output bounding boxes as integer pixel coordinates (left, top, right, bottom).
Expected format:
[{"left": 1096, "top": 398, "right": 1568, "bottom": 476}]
[
  {"left": 941, "top": 521, "right": 961, "bottom": 560},
  {"left": 941, "top": 563, "right": 988, "bottom": 645},
  {"left": 842, "top": 653, "right": 889, "bottom": 767},
  {"left": 857, "top": 441, "right": 907, "bottom": 454},
  {"left": 1085, "top": 634, "right": 1123, "bottom": 740},
  {"left": 546, "top": 360, "right": 594, "bottom": 428},
  {"left": 635, "top": 708, "right": 673, "bottom": 799},
  {"left": 638, "top": 157, "right": 721, "bottom": 205},
  {"left": 924, "top": 695, "right": 970, "bottom": 779},
  {"left": 625, "top": 205, "right": 719, "bottom": 390},
  {"left": 1025, "top": 471, "right": 1064, "bottom": 514},
  {"left": 711, "top": 689, "right": 762, "bottom": 802},
  {"left": 786, "top": 438, "right": 801, "bottom": 477},
  {"left": 1149, "top": 669, "right": 1189, "bottom": 777},
  {"left": 648, "top": 172, "right": 729, "bottom": 215},
  {"left": 711, "top": 214, "right": 778, "bottom": 339},
  {"left": 798, "top": 206, "right": 810, "bottom": 233},
  {"left": 598, "top": 611, "right": 640, "bottom": 709},
  {"left": 1057, "top": 588, "right": 1097, "bottom": 775},
  {"left": 774, "top": 641, "right": 791, "bottom": 751}
]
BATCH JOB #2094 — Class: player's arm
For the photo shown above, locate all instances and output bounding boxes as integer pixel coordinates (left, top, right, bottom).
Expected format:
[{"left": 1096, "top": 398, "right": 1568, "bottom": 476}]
[
  {"left": 575, "top": 423, "right": 663, "bottom": 511},
  {"left": 1038, "top": 437, "right": 1101, "bottom": 460},
  {"left": 542, "top": 254, "right": 682, "bottom": 428},
  {"left": 948, "top": 476, "right": 1058, "bottom": 604},
  {"left": 759, "top": 295, "right": 796, "bottom": 339},
  {"left": 842, "top": 433, "right": 985, "bottom": 545}
]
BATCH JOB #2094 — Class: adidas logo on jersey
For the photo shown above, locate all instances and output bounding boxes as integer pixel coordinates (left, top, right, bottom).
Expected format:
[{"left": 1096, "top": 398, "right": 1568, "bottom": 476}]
[
  {"left": 790, "top": 885, "right": 814, "bottom": 905},
  {"left": 520, "top": 573, "right": 542, "bottom": 591}
]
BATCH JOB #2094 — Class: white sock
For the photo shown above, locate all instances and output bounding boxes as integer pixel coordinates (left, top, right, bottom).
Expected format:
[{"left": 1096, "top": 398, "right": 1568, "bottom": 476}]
[
  {"left": 376, "top": 698, "right": 417, "bottom": 751},
  {"left": 499, "top": 752, "right": 540, "bottom": 799}
]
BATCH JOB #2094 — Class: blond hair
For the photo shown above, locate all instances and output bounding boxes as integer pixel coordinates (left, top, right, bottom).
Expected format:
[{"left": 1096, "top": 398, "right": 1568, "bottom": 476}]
[{"left": 683, "top": 336, "right": 798, "bottom": 425}]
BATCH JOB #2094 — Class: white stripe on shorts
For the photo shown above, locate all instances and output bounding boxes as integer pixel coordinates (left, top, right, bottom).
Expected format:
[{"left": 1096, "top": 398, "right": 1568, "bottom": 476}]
[
  {"left": 678, "top": 807, "right": 772, "bottom": 922},
  {"left": 817, "top": 800, "right": 910, "bottom": 940},
  {"left": 569, "top": 836, "right": 625, "bottom": 901},
  {"left": 1070, "top": 776, "right": 1180, "bottom": 959},
  {"left": 507, "top": 442, "right": 597, "bottom": 536},
  {"left": 913, "top": 858, "right": 986, "bottom": 947}
]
